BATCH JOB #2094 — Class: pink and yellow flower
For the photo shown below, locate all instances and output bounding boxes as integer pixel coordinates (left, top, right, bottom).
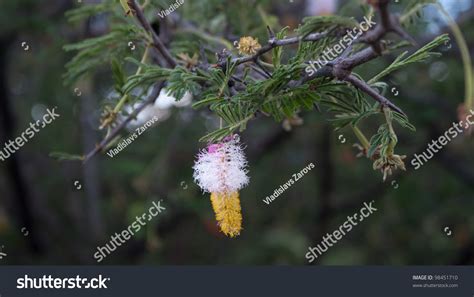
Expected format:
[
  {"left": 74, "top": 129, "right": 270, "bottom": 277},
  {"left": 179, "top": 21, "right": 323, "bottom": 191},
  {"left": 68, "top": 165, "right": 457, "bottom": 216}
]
[{"left": 193, "top": 135, "right": 249, "bottom": 237}]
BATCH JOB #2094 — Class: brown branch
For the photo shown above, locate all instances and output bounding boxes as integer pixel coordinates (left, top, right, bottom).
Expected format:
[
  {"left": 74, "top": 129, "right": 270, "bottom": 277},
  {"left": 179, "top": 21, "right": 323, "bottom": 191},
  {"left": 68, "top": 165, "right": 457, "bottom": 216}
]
[
  {"left": 254, "top": 59, "right": 272, "bottom": 78},
  {"left": 297, "top": 59, "right": 405, "bottom": 115},
  {"left": 128, "top": 0, "right": 177, "bottom": 68},
  {"left": 218, "top": 32, "right": 327, "bottom": 68},
  {"left": 339, "top": 47, "right": 379, "bottom": 70},
  {"left": 82, "top": 0, "right": 412, "bottom": 162},
  {"left": 344, "top": 74, "right": 405, "bottom": 115},
  {"left": 216, "top": 1, "right": 409, "bottom": 115},
  {"left": 82, "top": 1, "right": 177, "bottom": 163},
  {"left": 297, "top": 1, "right": 412, "bottom": 115},
  {"left": 82, "top": 82, "right": 164, "bottom": 163},
  {"left": 208, "top": 1, "right": 410, "bottom": 115}
]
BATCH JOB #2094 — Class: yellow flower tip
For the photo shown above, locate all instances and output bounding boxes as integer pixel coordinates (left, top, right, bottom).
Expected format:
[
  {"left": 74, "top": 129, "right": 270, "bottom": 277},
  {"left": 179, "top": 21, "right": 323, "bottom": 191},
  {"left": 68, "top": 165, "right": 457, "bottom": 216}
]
[
  {"left": 210, "top": 192, "right": 243, "bottom": 238},
  {"left": 236, "top": 36, "right": 262, "bottom": 55}
]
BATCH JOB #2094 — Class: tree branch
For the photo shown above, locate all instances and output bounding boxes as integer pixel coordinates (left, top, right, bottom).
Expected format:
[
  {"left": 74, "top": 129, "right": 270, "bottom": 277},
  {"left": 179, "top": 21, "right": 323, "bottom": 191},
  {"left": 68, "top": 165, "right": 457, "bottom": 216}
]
[
  {"left": 82, "top": 82, "right": 164, "bottom": 163},
  {"left": 128, "top": 0, "right": 177, "bottom": 68},
  {"left": 296, "top": 0, "right": 411, "bottom": 115},
  {"left": 218, "top": 32, "right": 327, "bottom": 68},
  {"left": 344, "top": 74, "right": 405, "bottom": 115},
  {"left": 82, "top": 1, "right": 176, "bottom": 163},
  {"left": 82, "top": 0, "right": 413, "bottom": 162}
]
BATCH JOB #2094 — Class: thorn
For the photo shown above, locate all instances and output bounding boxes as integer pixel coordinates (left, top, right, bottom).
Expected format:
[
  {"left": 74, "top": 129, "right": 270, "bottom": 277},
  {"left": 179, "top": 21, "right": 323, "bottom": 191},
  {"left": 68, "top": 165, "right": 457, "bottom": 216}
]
[{"left": 266, "top": 26, "right": 275, "bottom": 39}]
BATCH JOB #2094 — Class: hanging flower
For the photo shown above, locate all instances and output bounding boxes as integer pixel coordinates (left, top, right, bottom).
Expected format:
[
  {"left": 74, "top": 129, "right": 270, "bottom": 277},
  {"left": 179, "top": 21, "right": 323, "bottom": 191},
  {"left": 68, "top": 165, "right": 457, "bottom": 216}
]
[
  {"left": 373, "top": 153, "right": 406, "bottom": 181},
  {"left": 372, "top": 107, "right": 407, "bottom": 181},
  {"left": 193, "top": 135, "right": 249, "bottom": 237}
]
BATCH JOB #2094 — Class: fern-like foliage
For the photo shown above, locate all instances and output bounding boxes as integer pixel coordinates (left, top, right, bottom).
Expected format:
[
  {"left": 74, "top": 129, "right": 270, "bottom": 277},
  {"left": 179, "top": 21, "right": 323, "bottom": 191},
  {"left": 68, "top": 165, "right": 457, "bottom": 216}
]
[
  {"left": 368, "top": 34, "right": 450, "bottom": 84},
  {"left": 297, "top": 15, "right": 359, "bottom": 37},
  {"left": 59, "top": 0, "right": 449, "bottom": 174}
]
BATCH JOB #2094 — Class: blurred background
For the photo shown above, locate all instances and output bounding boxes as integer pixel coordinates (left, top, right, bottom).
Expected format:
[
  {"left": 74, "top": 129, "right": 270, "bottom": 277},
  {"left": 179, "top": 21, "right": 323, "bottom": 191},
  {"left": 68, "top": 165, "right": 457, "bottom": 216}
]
[{"left": 0, "top": 0, "right": 473, "bottom": 265}]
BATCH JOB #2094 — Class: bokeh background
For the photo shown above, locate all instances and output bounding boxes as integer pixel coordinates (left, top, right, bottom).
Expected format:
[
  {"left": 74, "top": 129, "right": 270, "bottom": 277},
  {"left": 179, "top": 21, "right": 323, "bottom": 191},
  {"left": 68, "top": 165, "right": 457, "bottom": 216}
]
[{"left": 0, "top": 0, "right": 473, "bottom": 265}]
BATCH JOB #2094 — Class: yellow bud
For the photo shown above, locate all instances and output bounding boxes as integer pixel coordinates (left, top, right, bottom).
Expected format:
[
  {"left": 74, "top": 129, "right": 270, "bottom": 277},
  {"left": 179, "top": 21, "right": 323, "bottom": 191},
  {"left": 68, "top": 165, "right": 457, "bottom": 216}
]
[{"left": 236, "top": 36, "right": 262, "bottom": 55}]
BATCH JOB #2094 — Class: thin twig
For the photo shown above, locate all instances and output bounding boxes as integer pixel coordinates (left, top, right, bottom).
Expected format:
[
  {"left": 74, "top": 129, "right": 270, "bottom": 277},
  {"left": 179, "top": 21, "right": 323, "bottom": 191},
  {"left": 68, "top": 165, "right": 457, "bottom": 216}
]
[
  {"left": 344, "top": 74, "right": 404, "bottom": 115},
  {"left": 298, "top": 0, "right": 409, "bottom": 114},
  {"left": 254, "top": 59, "right": 272, "bottom": 78},
  {"left": 128, "top": 0, "right": 177, "bottom": 68},
  {"left": 83, "top": 82, "right": 164, "bottom": 163},
  {"left": 83, "top": 0, "right": 414, "bottom": 162},
  {"left": 218, "top": 32, "right": 327, "bottom": 68},
  {"left": 82, "top": 1, "right": 175, "bottom": 163}
]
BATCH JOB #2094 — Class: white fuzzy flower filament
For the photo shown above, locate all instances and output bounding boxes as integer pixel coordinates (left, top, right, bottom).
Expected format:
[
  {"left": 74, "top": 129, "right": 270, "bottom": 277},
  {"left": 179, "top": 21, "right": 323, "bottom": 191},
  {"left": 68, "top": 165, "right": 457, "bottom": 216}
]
[{"left": 193, "top": 138, "right": 249, "bottom": 194}]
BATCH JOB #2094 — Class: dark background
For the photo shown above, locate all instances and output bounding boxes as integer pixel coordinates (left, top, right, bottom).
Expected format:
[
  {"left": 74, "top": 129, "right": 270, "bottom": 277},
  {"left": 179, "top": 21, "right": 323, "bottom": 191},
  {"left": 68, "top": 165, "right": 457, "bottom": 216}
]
[{"left": 0, "top": 0, "right": 473, "bottom": 265}]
